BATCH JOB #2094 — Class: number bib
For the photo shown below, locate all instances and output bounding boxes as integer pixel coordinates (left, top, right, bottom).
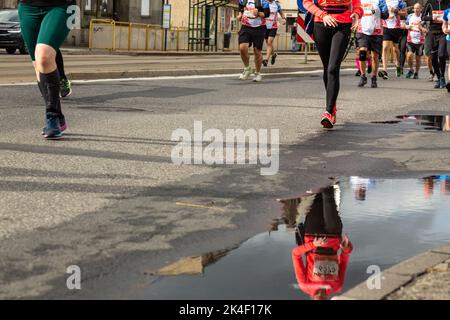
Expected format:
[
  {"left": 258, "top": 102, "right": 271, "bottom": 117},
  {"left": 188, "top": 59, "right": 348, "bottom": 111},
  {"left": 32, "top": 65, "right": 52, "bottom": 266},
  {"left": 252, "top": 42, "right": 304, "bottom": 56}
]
[
  {"left": 313, "top": 255, "right": 339, "bottom": 281},
  {"left": 432, "top": 11, "right": 444, "bottom": 23}
]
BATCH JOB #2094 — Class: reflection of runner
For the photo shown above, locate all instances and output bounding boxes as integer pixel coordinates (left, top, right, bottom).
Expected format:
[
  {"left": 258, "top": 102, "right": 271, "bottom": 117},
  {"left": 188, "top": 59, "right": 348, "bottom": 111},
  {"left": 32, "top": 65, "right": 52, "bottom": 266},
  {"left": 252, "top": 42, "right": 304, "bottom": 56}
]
[
  {"left": 303, "top": 0, "right": 363, "bottom": 129},
  {"left": 350, "top": 176, "right": 375, "bottom": 200},
  {"left": 263, "top": 0, "right": 286, "bottom": 67},
  {"left": 292, "top": 185, "right": 353, "bottom": 300},
  {"left": 19, "top": 0, "right": 73, "bottom": 139}
]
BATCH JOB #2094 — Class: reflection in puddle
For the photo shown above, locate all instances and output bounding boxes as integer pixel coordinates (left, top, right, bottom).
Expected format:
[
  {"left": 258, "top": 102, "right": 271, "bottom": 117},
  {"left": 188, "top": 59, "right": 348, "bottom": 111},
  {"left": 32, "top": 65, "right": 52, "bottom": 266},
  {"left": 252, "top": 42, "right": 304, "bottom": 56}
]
[
  {"left": 142, "top": 176, "right": 450, "bottom": 300},
  {"left": 396, "top": 114, "right": 450, "bottom": 132}
]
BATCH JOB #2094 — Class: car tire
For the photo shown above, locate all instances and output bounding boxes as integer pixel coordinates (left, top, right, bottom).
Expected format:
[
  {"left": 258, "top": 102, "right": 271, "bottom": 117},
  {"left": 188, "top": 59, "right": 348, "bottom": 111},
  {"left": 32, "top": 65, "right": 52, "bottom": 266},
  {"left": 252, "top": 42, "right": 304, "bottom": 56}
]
[{"left": 6, "top": 48, "right": 16, "bottom": 54}]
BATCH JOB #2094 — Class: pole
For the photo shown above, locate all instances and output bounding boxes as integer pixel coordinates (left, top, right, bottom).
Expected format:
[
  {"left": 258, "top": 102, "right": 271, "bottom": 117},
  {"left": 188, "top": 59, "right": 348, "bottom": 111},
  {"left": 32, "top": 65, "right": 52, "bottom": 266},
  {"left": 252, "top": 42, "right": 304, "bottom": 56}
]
[{"left": 163, "top": 0, "right": 169, "bottom": 51}]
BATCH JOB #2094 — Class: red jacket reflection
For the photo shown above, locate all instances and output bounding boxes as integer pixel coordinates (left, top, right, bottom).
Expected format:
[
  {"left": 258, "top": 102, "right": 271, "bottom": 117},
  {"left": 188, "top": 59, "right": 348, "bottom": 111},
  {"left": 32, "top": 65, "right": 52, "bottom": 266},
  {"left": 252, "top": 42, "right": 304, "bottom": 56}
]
[{"left": 292, "top": 235, "right": 353, "bottom": 298}]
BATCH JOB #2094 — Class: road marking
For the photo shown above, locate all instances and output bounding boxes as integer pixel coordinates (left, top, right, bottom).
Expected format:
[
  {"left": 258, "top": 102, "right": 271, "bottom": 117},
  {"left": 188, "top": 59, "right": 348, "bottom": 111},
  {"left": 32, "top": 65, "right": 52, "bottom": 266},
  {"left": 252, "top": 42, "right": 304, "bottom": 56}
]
[
  {"left": 0, "top": 67, "right": 407, "bottom": 86},
  {"left": 175, "top": 202, "right": 225, "bottom": 211}
]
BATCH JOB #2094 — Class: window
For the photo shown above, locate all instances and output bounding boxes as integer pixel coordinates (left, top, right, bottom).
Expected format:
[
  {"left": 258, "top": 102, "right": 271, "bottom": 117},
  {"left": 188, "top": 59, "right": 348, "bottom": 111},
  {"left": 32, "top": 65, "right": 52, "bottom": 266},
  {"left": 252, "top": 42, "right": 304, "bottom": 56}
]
[
  {"left": 141, "top": 0, "right": 151, "bottom": 17},
  {"left": 85, "top": 0, "right": 92, "bottom": 12}
]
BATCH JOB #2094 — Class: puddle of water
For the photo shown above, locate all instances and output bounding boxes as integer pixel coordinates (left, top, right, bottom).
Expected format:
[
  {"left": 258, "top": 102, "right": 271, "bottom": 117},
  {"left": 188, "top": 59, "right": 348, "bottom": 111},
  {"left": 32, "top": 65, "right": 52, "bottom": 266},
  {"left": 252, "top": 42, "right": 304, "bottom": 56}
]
[
  {"left": 142, "top": 176, "right": 450, "bottom": 300},
  {"left": 395, "top": 114, "right": 450, "bottom": 132}
]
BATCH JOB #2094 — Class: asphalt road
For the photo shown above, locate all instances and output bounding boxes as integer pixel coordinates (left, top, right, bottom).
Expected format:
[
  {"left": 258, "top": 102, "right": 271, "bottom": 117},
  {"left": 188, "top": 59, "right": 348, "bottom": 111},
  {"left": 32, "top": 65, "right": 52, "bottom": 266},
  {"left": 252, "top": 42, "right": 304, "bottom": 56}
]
[{"left": 0, "top": 68, "right": 449, "bottom": 299}]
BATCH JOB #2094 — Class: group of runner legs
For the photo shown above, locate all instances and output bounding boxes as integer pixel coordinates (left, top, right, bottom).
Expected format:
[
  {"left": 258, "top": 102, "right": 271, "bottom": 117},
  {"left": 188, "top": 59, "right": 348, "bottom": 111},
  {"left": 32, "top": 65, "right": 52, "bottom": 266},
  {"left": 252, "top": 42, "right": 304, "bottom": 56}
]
[
  {"left": 238, "top": 0, "right": 450, "bottom": 129},
  {"left": 18, "top": 0, "right": 449, "bottom": 140}
]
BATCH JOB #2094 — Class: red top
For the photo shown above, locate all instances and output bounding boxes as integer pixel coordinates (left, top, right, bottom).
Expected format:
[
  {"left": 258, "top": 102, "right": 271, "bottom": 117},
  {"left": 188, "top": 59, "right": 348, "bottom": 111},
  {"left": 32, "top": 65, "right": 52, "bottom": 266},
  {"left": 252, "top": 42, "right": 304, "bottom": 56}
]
[
  {"left": 292, "top": 235, "right": 353, "bottom": 298},
  {"left": 303, "top": 0, "right": 364, "bottom": 24}
]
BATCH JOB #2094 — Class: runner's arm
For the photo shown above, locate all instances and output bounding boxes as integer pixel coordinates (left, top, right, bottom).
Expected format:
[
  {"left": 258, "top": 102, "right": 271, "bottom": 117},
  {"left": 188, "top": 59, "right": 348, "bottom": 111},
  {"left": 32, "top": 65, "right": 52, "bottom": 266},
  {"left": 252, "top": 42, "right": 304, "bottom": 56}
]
[
  {"left": 292, "top": 244, "right": 314, "bottom": 283},
  {"left": 351, "top": 0, "right": 364, "bottom": 19},
  {"left": 303, "top": 0, "right": 326, "bottom": 19}
]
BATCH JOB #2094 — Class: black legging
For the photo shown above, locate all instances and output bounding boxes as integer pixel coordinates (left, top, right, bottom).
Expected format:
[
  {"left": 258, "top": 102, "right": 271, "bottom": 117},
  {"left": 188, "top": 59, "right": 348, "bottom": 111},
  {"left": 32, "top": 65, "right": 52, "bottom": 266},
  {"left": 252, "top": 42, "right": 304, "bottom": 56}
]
[
  {"left": 304, "top": 186, "right": 342, "bottom": 235},
  {"left": 428, "top": 32, "right": 448, "bottom": 79},
  {"left": 314, "top": 23, "right": 351, "bottom": 114},
  {"left": 399, "top": 31, "right": 408, "bottom": 70},
  {"left": 56, "top": 49, "right": 67, "bottom": 81}
]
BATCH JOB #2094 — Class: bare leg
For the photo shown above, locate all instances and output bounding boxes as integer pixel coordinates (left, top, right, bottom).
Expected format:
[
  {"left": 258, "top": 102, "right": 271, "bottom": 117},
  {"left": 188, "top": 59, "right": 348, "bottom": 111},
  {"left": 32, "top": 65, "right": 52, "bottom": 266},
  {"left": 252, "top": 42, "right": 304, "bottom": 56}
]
[
  {"left": 240, "top": 43, "right": 250, "bottom": 68},
  {"left": 254, "top": 47, "right": 263, "bottom": 72}
]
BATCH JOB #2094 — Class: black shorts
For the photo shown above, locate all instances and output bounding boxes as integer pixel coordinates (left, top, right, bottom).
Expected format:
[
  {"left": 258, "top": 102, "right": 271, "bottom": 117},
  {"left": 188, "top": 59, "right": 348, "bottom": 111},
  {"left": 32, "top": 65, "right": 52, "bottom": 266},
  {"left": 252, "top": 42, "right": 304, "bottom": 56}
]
[
  {"left": 239, "top": 25, "right": 266, "bottom": 50},
  {"left": 383, "top": 28, "right": 402, "bottom": 44},
  {"left": 356, "top": 33, "right": 383, "bottom": 54},
  {"left": 265, "top": 28, "right": 278, "bottom": 39},
  {"left": 407, "top": 43, "right": 424, "bottom": 56}
]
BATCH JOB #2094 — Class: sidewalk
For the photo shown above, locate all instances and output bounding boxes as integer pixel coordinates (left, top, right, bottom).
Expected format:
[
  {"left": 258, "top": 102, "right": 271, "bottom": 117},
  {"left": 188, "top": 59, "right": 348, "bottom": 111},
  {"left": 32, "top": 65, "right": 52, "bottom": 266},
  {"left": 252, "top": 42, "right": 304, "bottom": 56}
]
[
  {"left": 0, "top": 50, "right": 354, "bottom": 84},
  {"left": 336, "top": 245, "right": 450, "bottom": 300}
]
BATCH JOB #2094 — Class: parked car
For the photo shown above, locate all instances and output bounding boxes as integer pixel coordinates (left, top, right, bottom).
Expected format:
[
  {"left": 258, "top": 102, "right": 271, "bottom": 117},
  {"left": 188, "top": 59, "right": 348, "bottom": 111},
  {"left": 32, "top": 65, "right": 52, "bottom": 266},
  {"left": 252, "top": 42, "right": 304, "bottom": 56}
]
[{"left": 0, "top": 9, "right": 27, "bottom": 54}]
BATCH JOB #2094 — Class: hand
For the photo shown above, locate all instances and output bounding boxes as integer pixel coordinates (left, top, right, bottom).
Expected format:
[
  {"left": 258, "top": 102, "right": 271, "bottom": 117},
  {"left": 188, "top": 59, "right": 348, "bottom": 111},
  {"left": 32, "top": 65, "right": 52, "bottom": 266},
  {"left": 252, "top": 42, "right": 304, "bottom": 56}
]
[
  {"left": 237, "top": 13, "right": 242, "bottom": 22},
  {"left": 323, "top": 15, "right": 338, "bottom": 28},
  {"left": 313, "top": 237, "right": 328, "bottom": 247},
  {"left": 351, "top": 13, "right": 360, "bottom": 32},
  {"left": 341, "top": 234, "right": 351, "bottom": 249},
  {"left": 282, "top": 18, "right": 287, "bottom": 25},
  {"left": 252, "top": 8, "right": 259, "bottom": 18}
]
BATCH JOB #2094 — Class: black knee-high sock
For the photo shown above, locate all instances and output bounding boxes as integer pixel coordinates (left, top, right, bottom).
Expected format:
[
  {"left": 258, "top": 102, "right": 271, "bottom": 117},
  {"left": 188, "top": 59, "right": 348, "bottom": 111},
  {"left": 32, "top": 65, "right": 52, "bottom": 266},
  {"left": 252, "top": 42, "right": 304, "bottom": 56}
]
[
  {"left": 39, "top": 70, "right": 61, "bottom": 114},
  {"left": 439, "top": 58, "right": 446, "bottom": 80},
  {"left": 56, "top": 50, "right": 67, "bottom": 81}
]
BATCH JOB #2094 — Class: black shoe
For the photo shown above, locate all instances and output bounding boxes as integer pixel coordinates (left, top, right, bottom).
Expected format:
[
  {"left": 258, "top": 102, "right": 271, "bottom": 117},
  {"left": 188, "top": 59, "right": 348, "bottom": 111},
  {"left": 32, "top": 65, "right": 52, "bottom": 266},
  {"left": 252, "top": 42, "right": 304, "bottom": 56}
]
[
  {"left": 446, "top": 82, "right": 450, "bottom": 93},
  {"left": 406, "top": 70, "right": 414, "bottom": 79},
  {"left": 262, "top": 59, "right": 268, "bottom": 67},
  {"left": 271, "top": 53, "right": 278, "bottom": 65},
  {"left": 358, "top": 75, "right": 367, "bottom": 87},
  {"left": 355, "top": 70, "right": 361, "bottom": 77},
  {"left": 413, "top": 72, "right": 419, "bottom": 80},
  {"left": 381, "top": 70, "right": 389, "bottom": 80},
  {"left": 60, "top": 78, "right": 72, "bottom": 98},
  {"left": 371, "top": 76, "right": 378, "bottom": 88}
]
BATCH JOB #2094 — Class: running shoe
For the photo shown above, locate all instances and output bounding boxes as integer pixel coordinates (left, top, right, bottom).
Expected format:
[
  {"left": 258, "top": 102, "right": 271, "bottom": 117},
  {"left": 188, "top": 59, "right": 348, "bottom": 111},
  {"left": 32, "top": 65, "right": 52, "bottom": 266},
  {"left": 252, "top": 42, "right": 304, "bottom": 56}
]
[
  {"left": 60, "top": 78, "right": 72, "bottom": 98},
  {"left": 396, "top": 66, "right": 402, "bottom": 77},
  {"left": 446, "top": 82, "right": 450, "bottom": 93},
  {"left": 271, "top": 52, "right": 278, "bottom": 65},
  {"left": 253, "top": 73, "right": 262, "bottom": 82},
  {"left": 371, "top": 76, "right": 378, "bottom": 88},
  {"left": 332, "top": 104, "right": 337, "bottom": 124},
  {"left": 355, "top": 70, "right": 361, "bottom": 77},
  {"left": 43, "top": 113, "right": 63, "bottom": 140},
  {"left": 405, "top": 70, "right": 414, "bottom": 79},
  {"left": 435, "top": 78, "right": 446, "bottom": 89},
  {"left": 42, "top": 114, "right": 67, "bottom": 135},
  {"left": 413, "top": 72, "right": 419, "bottom": 80},
  {"left": 321, "top": 112, "right": 335, "bottom": 129},
  {"left": 428, "top": 73, "right": 435, "bottom": 82},
  {"left": 379, "top": 70, "right": 389, "bottom": 80},
  {"left": 262, "top": 59, "right": 268, "bottom": 67},
  {"left": 358, "top": 75, "right": 367, "bottom": 87},
  {"left": 239, "top": 66, "right": 252, "bottom": 80}
]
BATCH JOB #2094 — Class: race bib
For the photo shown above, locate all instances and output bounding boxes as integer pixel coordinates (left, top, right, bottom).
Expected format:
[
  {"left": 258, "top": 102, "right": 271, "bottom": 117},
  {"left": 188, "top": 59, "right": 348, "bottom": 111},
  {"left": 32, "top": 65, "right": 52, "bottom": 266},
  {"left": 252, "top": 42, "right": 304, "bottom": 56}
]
[
  {"left": 432, "top": 11, "right": 444, "bottom": 23},
  {"left": 313, "top": 255, "right": 339, "bottom": 281}
]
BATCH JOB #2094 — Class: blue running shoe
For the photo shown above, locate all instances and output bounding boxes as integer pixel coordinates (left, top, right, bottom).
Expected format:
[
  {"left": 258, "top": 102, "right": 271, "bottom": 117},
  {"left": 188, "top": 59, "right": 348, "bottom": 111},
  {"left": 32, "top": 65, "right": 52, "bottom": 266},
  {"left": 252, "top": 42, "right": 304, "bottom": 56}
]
[
  {"left": 42, "top": 114, "right": 67, "bottom": 135},
  {"left": 43, "top": 113, "right": 63, "bottom": 140}
]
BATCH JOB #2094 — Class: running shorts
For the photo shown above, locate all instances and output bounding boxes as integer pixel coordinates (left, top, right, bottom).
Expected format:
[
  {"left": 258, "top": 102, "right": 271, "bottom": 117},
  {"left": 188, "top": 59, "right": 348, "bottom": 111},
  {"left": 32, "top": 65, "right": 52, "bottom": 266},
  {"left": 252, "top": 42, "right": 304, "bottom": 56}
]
[
  {"left": 407, "top": 43, "right": 424, "bottom": 56},
  {"left": 265, "top": 28, "right": 278, "bottom": 39},
  {"left": 18, "top": 3, "right": 71, "bottom": 61},
  {"left": 239, "top": 25, "right": 266, "bottom": 50},
  {"left": 383, "top": 28, "right": 402, "bottom": 44},
  {"left": 356, "top": 33, "right": 383, "bottom": 54}
]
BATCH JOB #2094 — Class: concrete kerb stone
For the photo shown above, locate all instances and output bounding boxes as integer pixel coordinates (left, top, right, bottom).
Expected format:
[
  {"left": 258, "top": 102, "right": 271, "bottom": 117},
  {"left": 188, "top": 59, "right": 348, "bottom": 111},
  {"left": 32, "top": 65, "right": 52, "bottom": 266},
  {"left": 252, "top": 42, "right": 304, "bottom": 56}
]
[{"left": 336, "top": 250, "right": 450, "bottom": 300}]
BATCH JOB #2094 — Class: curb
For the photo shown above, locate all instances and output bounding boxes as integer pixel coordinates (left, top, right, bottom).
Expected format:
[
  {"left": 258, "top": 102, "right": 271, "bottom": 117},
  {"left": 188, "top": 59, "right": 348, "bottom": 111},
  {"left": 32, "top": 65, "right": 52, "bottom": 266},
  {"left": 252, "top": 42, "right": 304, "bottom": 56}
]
[
  {"left": 334, "top": 245, "right": 450, "bottom": 300},
  {"left": 66, "top": 65, "right": 327, "bottom": 81}
]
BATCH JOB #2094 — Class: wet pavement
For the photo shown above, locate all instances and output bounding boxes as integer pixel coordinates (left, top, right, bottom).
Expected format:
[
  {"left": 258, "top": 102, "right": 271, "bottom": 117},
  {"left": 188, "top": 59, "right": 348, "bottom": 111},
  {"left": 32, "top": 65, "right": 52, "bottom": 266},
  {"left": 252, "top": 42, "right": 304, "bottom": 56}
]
[{"left": 139, "top": 176, "right": 450, "bottom": 300}]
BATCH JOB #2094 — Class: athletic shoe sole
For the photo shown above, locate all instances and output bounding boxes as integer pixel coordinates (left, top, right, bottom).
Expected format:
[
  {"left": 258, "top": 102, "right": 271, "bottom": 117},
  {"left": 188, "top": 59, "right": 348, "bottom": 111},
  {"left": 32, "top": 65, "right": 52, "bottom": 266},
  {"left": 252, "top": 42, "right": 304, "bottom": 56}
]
[
  {"left": 321, "top": 118, "right": 334, "bottom": 129},
  {"left": 60, "top": 89, "right": 72, "bottom": 98}
]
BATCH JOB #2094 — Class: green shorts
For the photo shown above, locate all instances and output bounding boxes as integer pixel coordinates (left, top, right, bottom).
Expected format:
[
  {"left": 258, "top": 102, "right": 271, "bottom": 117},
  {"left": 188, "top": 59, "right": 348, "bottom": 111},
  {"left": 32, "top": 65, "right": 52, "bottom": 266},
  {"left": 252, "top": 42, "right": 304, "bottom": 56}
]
[{"left": 18, "top": 3, "right": 71, "bottom": 61}]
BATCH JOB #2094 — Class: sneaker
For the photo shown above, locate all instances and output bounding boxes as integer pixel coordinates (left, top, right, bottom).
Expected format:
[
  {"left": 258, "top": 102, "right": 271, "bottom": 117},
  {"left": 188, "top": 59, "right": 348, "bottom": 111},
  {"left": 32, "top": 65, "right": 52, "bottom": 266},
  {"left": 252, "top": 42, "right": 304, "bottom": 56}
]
[
  {"left": 446, "top": 82, "right": 450, "bottom": 93},
  {"left": 60, "top": 78, "right": 72, "bottom": 98},
  {"left": 358, "top": 75, "right": 367, "bottom": 87},
  {"left": 271, "top": 52, "right": 278, "bottom": 65},
  {"left": 371, "top": 76, "right": 378, "bottom": 88},
  {"left": 396, "top": 66, "right": 401, "bottom": 77},
  {"left": 239, "top": 66, "right": 252, "bottom": 80},
  {"left": 405, "top": 70, "right": 414, "bottom": 79},
  {"left": 435, "top": 77, "right": 446, "bottom": 89},
  {"left": 262, "top": 59, "right": 268, "bottom": 67},
  {"left": 321, "top": 112, "right": 335, "bottom": 129},
  {"left": 379, "top": 70, "right": 389, "bottom": 80},
  {"left": 42, "top": 114, "right": 67, "bottom": 135},
  {"left": 332, "top": 104, "right": 337, "bottom": 124},
  {"left": 253, "top": 72, "right": 262, "bottom": 82},
  {"left": 428, "top": 73, "right": 435, "bottom": 82},
  {"left": 413, "top": 72, "right": 419, "bottom": 80},
  {"left": 43, "top": 113, "right": 63, "bottom": 140},
  {"left": 355, "top": 70, "right": 361, "bottom": 77}
]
